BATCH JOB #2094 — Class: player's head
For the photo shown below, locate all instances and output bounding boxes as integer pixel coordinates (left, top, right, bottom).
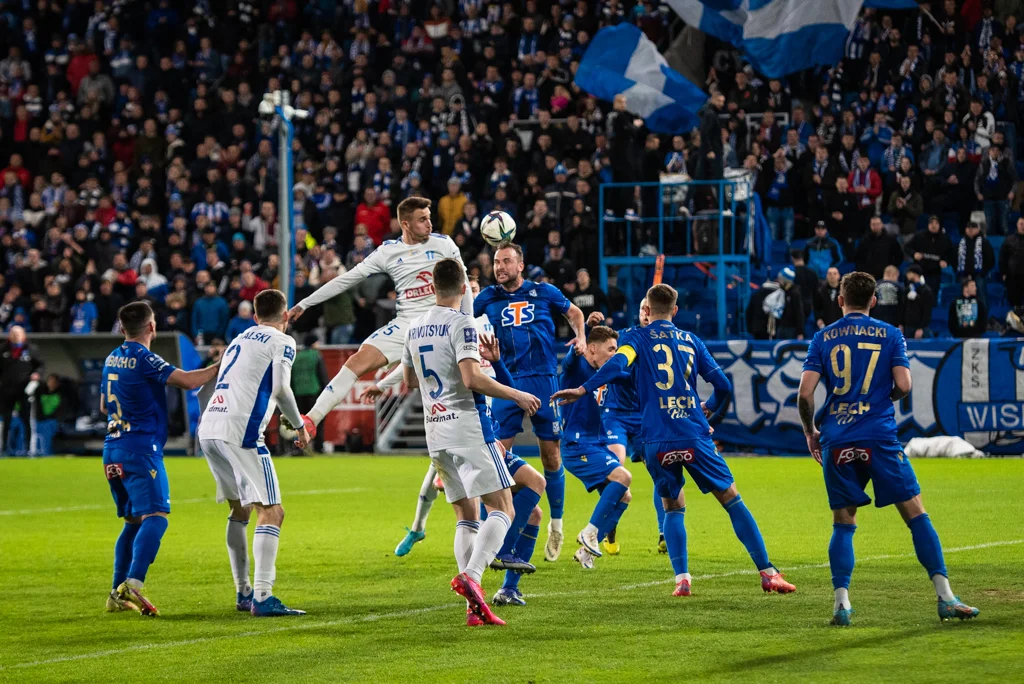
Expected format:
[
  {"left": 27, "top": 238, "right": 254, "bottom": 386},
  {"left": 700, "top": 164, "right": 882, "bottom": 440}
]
[
  {"left": 493, "top": 242, "right": 525, "bottom": 288},
  {"left": 253, "top": 289, "right": 288, "bottom": 328},
  {"left": 638, "top": 297, "right": 651, "bottom": 326},
  {"left": 432, "top": 258, "right": 466, "bottom": 301},
  {"left": 585, "top": 325, "right": 619, "bottom": 368},
  {"left": 643, "top": 284, "right": 678, "bottom": 321},
  {"left": 468, "top": 274, "right": 481, "bottom": 297},
  {"left": 838, "top": 271, "right": 877, "bottom": 314},
  {"left": 118, "top": 301, "right": 156, "bottom": 341},
  {"left": 397, "top": 196, "right": 432, "bottom": 242}
]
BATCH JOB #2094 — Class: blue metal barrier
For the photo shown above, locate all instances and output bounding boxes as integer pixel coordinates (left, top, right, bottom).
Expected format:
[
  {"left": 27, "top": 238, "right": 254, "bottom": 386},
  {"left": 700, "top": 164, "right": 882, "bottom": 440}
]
[{"left": 598, "top": 177, "right": 753, "bottom": 339}]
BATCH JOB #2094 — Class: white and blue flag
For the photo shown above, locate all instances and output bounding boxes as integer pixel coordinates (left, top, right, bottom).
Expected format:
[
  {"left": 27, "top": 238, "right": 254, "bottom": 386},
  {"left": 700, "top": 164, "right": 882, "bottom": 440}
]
[
  {"left": 575, "top": 24, "right": 708, "bottom": 134},
  {"left": 666, "top": 0, "right": 866, "bottom": 77}
]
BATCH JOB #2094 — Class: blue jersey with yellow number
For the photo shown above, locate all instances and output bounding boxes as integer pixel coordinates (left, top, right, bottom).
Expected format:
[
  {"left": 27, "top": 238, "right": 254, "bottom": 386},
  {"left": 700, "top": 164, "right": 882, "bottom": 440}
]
[
  {"left": 102, "top": 341, "right": 177, "bottom": 455},
  {"left": 473, "top": 279, "right": 571, "bottom": 378},
  {"left": 802, "top": 312, "right": 908, "bottom": 445},
  {"left": 559, "top": 350, "right": 606, "bottom": 446},
  {"left": 616, "top": 320, "right": 720, "bottom": 444}
]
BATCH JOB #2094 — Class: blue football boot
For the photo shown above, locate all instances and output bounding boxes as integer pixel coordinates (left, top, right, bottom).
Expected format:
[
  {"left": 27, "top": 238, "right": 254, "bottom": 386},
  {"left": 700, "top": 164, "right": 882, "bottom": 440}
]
[
  {"left": 938, "top": 597, "right": 979, "bottom": 621},
  {"left": 489, "top": 553, "right": 536, "bottom": 574},
  {"left": 830, "top": 608, "right": 853, "bottom": 626},
  {"left": 492, "top": 586, "right": 527, "bottom": 606},
  {"left": 395, "top": 527, "right": 425, "bottom": 556},
  {"left": 236, "top": 588, "right": 253, "bottom": 612},
  {"left": 250, "top": 596, "right": 306, "bottom": 617}
]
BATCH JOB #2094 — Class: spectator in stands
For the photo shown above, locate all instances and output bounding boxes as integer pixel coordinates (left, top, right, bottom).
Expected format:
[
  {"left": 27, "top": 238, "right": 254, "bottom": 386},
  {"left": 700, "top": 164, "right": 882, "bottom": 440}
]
[
  {"left": 746, "top": 267, "right": 805, "bottom": 341},
  {"left": 825, "top": 177, "right": 860, "bottom": 250},
  {"left": 759, "top": 149, "right": 797, "bottom": 242},
  {"left": 69, "top": 288, "right": 97, "bottom": 334},
  {"left": 804, "top": 221, "right": 844, "bottom": 279},
  {"left": 848, "top": 154, "right": 883, "bottom": 223},
  {"left": 355, "top": 188, "right": 391, "bottom": 245},
  {"left": 949, "top": 277, "right": 988, "bottom": 338},
  {"left": 904, "top": 265, "right": 936, "bottom": 339},
  {"left": 872, "top": 265, "right": 906, "bottom": 329},
  {"left": 0, "top": 326, "right": 42, "bottom": 456},
  {"left": 569, "top": 269, "right": 607, "bottom": 321},
  {"left": 936, "top": 146, "right": 979, "bottom": 229},
  {"left": 437, "top": 178, "right": 467, "bottom": 236},
  {"left": 975, "top": 143, "right": 1017, "bottom": 235},
  {"left": 855, "top": 216, "right": 904, "bottom": 280},
  {"left": 789, "top": 250, "right": 818, "bottom": 325},
  {"left": 225, "top": 300, "right": 256, "bottom": 341},
  {"left": 955, "top": 221, "right": 995, "bottom": 306},
  {"left": 904, "top": 215, "right": 955, "bottom": 284},
  {"left": 814, "top": 267, "right": 844, "bottom": 330},
  {"left": 191, "top": 280, "right": 229, "bottom": 344},
  {"left": 1000, "top": 216, "right": 1024, "bottom": 315},
  {"left": 887, "top": 174, "right": 924, "bottom": 236}
]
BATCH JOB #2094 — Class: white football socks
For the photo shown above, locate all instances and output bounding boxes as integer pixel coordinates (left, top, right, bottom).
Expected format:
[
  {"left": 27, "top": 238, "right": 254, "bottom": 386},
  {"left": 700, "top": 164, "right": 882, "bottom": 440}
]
[
  {"left": 308, "top": 366, "right": 359, "bottom": 425},
  {"left": 412, "top": 465, "right": 439, "bottom": 534},
  {"left": 834, "top": 587, "right": 851, "bottom": 611},
  {"left": 465, "top": 511, "right": 510, "bottom": 583},
  {"left": 675, "top": 573, "right": 692, "bottom": 583},
  {"left": 549, "top": 518, "right": 563, "bottom": 533},
  {"left": 226, "top": 518, "right": 251, "bottom": 593},
  {"left": 253, "top": 525, "right": 280, "bottom": 603},
  {"left": 932, "top": 574, "right": 955, "bottom": 602},
  {"left": 454, "top": 520, "right": 479, "bottom": 573}
]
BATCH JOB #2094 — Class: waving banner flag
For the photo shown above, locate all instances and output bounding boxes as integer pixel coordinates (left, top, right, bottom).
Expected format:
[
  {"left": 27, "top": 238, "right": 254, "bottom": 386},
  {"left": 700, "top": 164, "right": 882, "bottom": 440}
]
[
  {"left": 666, "top": 0, "right": 867, "bottom": 77},
  {"left": 575, "top": 24, "right": 708, "bottom": 134}
]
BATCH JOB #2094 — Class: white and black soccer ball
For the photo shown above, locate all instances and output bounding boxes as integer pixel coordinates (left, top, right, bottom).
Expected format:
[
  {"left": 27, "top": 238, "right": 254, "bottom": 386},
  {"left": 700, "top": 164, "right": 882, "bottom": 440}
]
[{"left": 480, "top": 210, "right": 517, "bottom": 247}]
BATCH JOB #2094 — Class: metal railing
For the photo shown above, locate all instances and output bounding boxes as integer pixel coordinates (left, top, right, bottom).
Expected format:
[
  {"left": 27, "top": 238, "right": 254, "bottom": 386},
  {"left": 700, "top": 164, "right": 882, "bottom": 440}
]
[{"left": 374, "top": 388, "right": 425, "bottom": 453}]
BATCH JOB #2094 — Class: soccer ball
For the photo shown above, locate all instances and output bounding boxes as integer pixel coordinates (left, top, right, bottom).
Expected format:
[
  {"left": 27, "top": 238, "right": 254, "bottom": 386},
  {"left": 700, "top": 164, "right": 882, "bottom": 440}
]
[{"left": 480, "top": 211, "right": 517, "bottom": 247}]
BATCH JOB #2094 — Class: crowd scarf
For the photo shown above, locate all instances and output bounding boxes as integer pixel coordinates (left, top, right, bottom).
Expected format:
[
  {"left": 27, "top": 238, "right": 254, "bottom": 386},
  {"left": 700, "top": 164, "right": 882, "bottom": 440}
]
[
  {"left": 11, "top": 342, "right": 24, "bottom": 359},
  {"left": 988, "top": 157, "right": 1000, "bottom": 183},
  {"left": 958, "top": 235, "right": 984, "bottom": 273}
]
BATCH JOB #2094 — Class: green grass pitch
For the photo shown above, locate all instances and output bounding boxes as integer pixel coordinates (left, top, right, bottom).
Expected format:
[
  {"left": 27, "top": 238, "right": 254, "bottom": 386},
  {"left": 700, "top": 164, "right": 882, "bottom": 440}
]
[{"left": 0, "top": 456, "right": 1021, "bottom": 683}]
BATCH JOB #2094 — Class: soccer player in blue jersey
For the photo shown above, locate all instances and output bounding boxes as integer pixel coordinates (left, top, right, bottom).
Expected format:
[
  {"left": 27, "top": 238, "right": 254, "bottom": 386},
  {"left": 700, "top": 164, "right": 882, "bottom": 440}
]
[
  {"left": 797, "top": 272, "right": 979, "bottom": 626},
  {"left": 102, "top": 302, "right": 222, "bottom": 615},
  {"left": 558, "top": 325, "right": 633, "bottom": 569},
  {"left": 474, "top": 242, "right": 587, "bottom": 562},
  {"left": 554, "top": 284, "right": 796, "bottom": 597},
  {"left": 588, "top": 304, "right": 667, "bottom": 555}
]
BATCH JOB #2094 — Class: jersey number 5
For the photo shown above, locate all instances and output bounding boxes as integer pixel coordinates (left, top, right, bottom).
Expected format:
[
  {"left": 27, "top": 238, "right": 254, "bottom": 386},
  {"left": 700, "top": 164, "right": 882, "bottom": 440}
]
[
  {"left": 106, "top": 374, "right": 131, "bottom": 437},
  {"left": 830, "top": 342, "right": 881, "bottom": 396},
  {"left": 418, "top": 344, "right": 444, "bottom": 399},
  {"left": 653, "top": 343, "right": 695, "bottom": 391}
]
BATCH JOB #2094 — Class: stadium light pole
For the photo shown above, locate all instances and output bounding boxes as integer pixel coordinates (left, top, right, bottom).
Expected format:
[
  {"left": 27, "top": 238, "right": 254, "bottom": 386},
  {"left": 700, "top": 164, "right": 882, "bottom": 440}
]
[{"left": 259, "top": 90, "right": 309, "bottom": 306}]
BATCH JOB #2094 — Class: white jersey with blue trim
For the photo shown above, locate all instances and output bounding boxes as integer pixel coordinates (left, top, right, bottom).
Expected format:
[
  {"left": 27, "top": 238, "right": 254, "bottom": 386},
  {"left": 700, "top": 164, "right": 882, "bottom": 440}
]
[
  {"left": 198, "top": 325, "right": 297, "bottom": 448},
  {"left": 402, "top": 306, "right": 487, "bottom": 451},
  {"left": 297, "top": 233, "right": 466, "bottom": 319}
]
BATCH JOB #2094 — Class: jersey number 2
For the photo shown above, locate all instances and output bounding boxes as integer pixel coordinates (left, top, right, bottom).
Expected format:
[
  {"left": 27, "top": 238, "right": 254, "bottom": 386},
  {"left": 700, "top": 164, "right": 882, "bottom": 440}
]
[
  {"left": 418, "top": 345, "right": 444, "bottom": 399},
  {"left": 216, "top": 345, "right": 241, "bottom": 390}
]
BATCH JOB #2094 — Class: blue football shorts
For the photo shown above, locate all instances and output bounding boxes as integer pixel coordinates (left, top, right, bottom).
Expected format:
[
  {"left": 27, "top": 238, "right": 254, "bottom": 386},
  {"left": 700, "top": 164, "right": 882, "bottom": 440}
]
[
  {"left": 561, "top": 442, "right": 622, "bottom": 492},
  {"left": 103, "top": 446, "right": 171, "bottom": 518},
  {"left": 602, "top": 408, "right": 642, "bottom": 461},
  {"left": 821, "top": 439, "right": 920, "bottom": 510},
  {"left": 492, "top": 375, "right": 561, "bottom": 442},
  {"left": 641, "top": 437, "right": 734, "bottom": 500}
]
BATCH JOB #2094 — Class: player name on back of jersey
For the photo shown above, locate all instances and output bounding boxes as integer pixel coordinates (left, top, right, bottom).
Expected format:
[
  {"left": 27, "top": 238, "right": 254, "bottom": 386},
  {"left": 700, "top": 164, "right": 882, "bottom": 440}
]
[
  {"left": 822, "top": 322, "right": 889, "bottom": 341},
  {"left": 240, "top": 329, "right": 274, "bottom": 344},
  {"left": 407, "top": 323, "right": 451, "bottom": 341}
]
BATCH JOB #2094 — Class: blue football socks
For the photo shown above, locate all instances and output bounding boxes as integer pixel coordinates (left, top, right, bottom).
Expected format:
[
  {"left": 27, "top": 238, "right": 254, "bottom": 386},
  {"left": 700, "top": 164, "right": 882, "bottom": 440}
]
[
  {"left": 112, "top": 522, "right": 141, "bottom": 589},
  {"left": 127, "top": 516, "right": 168, "bottom": 583},
  {"left": 908, "top": 513, "right": 948, "bottom": 578},
  {"left": 503, "top": 523, "right": 540, "bottom": 590},
  {"left": 590, "top": 481, "right": 628, "bottom": 532},
  {"left": 544, "top": 466, "right": 565, "bottom": 520},
  {"left": 498, "top": 487, "right": 542, "bottom": 556},
  {"left": 653, "top": 490, "right": 666, "bottom": 534},
  {"left": 599, "top": 500, "right": 630, "bottom": 541},
  {"left": 724, "top": 495, "right": 771, "bottom": 571},
  {"left": 664, "top": 508, "right": 688, "bottom": 575},
  {"left": 829, "top": 523, "right": 857, "bottom": 590}
]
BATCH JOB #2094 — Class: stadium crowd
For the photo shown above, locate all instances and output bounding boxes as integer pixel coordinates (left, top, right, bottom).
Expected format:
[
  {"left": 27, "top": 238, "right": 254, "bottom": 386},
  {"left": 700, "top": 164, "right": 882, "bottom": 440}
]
[{"left": 0, "top": 0, "right": 1023, "bottom": 356}]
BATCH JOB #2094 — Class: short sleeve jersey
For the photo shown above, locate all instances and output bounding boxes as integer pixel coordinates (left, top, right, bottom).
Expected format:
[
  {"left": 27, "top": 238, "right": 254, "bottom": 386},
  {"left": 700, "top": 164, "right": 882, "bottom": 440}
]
[{"left": 102, "top": 341, "right": 177, "bottom": 455}]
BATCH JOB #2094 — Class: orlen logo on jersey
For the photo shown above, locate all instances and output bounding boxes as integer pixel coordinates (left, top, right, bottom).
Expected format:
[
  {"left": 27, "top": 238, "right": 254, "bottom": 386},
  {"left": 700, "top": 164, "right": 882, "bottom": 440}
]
[
  {"left": 657, "top": 449, "right": 694, "bottom": 467},
  {"left": 501, "top": 301, "right": 535, "bottom": 327},
  {"left": 832, "top": 447, "right": 872, "bottom": 466},
  {"left": 405, "top": 272, "right": 435, "bottom": 300}
]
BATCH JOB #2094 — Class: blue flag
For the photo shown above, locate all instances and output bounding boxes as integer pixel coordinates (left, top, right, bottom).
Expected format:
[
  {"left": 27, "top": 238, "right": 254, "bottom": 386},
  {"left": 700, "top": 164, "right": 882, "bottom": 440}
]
[
  {"left": 863, "top": 0, "right": 918, "bottom": 9},
  {"left": 575, "top": 24, "right": 707, "bottom": 134},
  {"left": 667, "top": 0, "right": 866, "bottom": 77}
]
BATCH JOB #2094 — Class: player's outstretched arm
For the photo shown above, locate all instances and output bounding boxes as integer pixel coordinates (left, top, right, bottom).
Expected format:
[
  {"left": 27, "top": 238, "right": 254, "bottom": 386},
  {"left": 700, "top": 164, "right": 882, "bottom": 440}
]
[
  {"left": 288, "top": 256, "right": 382, "bottom": 320},
  {"left": 459, "top": 358, "right": 539, "bottom": 415},
  {"left": 564, "top": 304, "right": 587, "bottom": 356},
  {"left": 700, "top": 367, "right": 732, "bottom": 426},
  {"left": 585, "top": 310, "right": 607, "bottom": 328},
  {"left": 478, "top": 334, "right": 516, "bottom": 388},
  {"left": 167, "top": 363, "right": 221, "bottom": 390},
  {"left": 361, "top": 363, "right": 403, "bottom": 403},
  {"left": 797, "top": 370, "right": 822, "bottom": 463},
  {"left": 273, "top": 362, "right": 310, "bottom": 447},
  {"left": 554, "top": 351, "right": 632, "bottom": 405},
  {"left": 891, "top": 365, "right": 912, "bottom": 401}
]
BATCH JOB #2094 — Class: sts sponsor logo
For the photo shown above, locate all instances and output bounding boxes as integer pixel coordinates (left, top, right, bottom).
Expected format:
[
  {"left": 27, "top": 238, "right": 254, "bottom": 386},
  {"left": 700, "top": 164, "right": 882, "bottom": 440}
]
[{"left": 501, "top": 301, "right": 535, "bottom": 327}]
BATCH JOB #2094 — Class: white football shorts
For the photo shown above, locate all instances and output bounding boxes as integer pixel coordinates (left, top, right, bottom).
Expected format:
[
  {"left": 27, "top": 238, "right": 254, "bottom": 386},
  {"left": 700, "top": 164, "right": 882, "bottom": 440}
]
[
  {"left": 201, "top": 439, "right": 281, "bottom": 507},
  {"left": 430, "top": 442, "right": 513, "bottom": 503},
  {"left": 362, "top": 317, "right": 411, "bottom": 364}
]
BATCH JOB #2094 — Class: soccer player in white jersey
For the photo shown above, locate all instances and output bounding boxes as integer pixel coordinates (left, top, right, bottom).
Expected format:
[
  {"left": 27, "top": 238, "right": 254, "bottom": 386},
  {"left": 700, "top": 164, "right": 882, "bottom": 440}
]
[
  {"left": 198, "top": 290, "right": 312, "bottom": 617},
  {"left": 287, "top": 197, "right": 472, "bottom": 436},
  {"left": 402, "top": 258, "right": 540, "bottom": 626}
]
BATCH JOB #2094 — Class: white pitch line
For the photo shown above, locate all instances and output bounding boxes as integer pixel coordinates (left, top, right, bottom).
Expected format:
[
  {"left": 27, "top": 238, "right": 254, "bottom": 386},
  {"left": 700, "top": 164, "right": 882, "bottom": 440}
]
[
  {"left": 0, "top": 488, "right": 366, "bottom": 517},
  {"left": 2, "top": 538, "right": 1019, "bottom": 672}
]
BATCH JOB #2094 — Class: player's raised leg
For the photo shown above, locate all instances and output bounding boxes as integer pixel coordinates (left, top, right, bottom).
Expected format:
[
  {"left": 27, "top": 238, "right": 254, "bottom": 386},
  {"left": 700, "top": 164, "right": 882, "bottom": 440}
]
[
  {"left": 305, "top": 343, "right": 389, "bottom": 428},
  {"left": 574, "top": 463, "right": 632, "bottom": 570},
  {"left": 395, "top": 463, "right": 439, "bottom": 556},
  {"left": 490, "top": 451, "right": 543, "bottom": 575},
  {"left": 896, "top": 496, "right": 979, "bottom": 621}
]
